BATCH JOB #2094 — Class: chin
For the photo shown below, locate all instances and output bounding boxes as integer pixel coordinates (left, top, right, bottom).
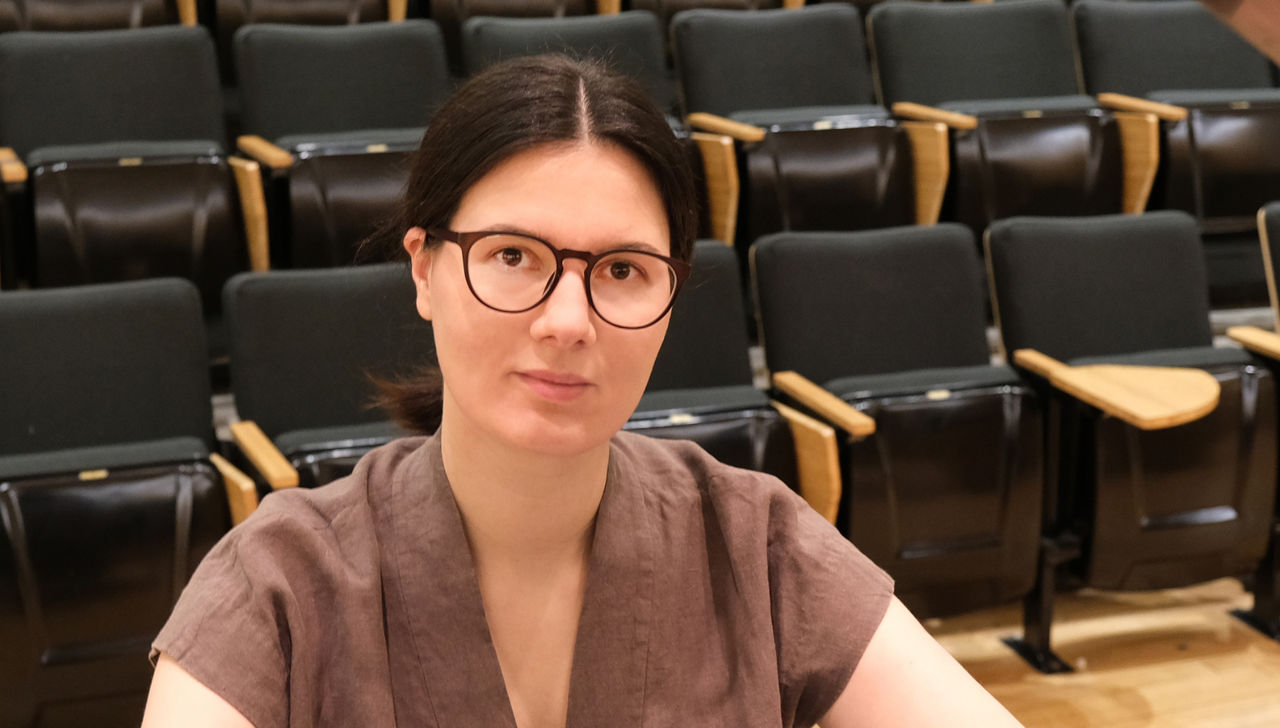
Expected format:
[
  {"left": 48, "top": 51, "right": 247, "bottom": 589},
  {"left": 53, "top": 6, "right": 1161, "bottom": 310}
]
[{"left": 502, "top": 411, "right": 622, "bottom": 458}]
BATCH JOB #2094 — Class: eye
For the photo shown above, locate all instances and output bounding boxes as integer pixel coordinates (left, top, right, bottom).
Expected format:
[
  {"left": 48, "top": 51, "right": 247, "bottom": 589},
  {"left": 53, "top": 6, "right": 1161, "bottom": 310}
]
[
  {"left": 608, "top": 260, "right": 636, "bottom": 280},
  {"left": 498, "top": 248, "right": 524, "bottom": 267}
]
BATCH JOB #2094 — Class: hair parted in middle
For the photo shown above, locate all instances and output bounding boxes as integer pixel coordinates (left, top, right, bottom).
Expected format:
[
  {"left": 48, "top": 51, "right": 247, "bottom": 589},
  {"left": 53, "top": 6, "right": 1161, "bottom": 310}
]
[
  {"left": 364, "top": 53, "right": 700, "bottom": 434},
  {"left": 362, "top": 52, "right": 699, "bottom": 266}
]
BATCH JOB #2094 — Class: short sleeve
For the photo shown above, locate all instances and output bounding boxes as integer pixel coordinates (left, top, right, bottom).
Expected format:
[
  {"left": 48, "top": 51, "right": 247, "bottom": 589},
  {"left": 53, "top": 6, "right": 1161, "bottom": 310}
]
[
  {"left": 151, "top": 516, "right": 292, "bottom": 728},
  {"left": 768, "top": 490, "right": 894, "bottom": 727}
]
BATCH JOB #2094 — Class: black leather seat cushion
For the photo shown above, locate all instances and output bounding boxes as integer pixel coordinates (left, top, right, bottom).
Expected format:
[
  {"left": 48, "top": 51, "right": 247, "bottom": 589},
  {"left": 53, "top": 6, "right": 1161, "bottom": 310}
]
[
  {"left": 278, "top": 127, "right": 425, "bottom": 154},
  {"left": 1068, "top": 346, "right": 1252, "bottom": 370},
  {"left": 826, "top": 365, "right": 1020, "bottom": 401},
  {"left": 633, "top": 383, "right": 769, "bottom": 419},
  {"left": 0, "top": 437, "right": 209, "bottom": 481}
]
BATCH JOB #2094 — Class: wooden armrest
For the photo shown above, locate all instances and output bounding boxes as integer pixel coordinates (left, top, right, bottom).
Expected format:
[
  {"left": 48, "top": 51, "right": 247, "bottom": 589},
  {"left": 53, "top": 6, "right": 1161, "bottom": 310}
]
[
  {"left": 771, "top": 400, "right": 842, "bottom": 524},
  {"left": 772, "top": 371, "right": 876, "bottom": 439},
  {"left": 685, "top": 112, "right": 766, "bottom": 144},
  {"left": 388, "top": 0, "right": 407, "bottom": 21},
  {"left": 210, "top": 453, "right": 259, "bottom": 526},
  {"left": 901, "top": 120, "right": 948, "bottom": 225},
  {"left": 1096, "top": 92, "right": 1188, "bottom": 123},
  {"left": 228, "top": 157, "right": 270, "bottom": 272},
  {"left": 782, "top": 0, "right": 805, "bottom": 7},
  {"left": 1113, "top": 111, "right": 1159, "bottom": 214},
  {"left": 595, "top": 0, "right": 621, "bottom": 12},
  {"left": 236, "top": 134, "right": 294, "bottom": 170},
  {"left": 175, "top": 0, "right": 197, "bottom": 25},
  {"left": 1011, "top": 349, "right": 1219, "bottom": 430},
  {"left": 230, "top": 420, "right": 300, "bottom": 490},
  {"left": 1228, "top": 326, "right": 1280, "bottom": 360},
  {"left": 1, "top": 148, "right": 27, "bottom": 184},
  {"left": 690, "top": 132, "right": 738, "bottom": 247},
  {"left": 891, "top": 102, "right": 978, "bottom": 131}
]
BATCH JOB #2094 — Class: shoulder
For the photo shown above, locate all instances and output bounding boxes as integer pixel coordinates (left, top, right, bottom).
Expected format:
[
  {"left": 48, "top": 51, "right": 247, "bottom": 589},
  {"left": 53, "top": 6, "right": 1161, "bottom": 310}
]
[
  {"left": 610, "top": 433, "right": 893, "bottom": 723},
  {"left": 184, "top": 436, "right": 431, "bottom": 598},
  {"left": 240, "top": 436, "right": 427, "bottom": 536},
  {"left": 609, "top": 430, "right": 825, "bottom": 543},
  {"left": 609, "top": 429, "right": 793, "bottom": 503}
]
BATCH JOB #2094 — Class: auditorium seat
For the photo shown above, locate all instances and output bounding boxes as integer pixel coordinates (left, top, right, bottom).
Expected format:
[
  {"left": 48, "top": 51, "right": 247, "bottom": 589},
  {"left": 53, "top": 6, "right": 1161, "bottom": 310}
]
[
  {"left": 461, "top": 11, "right": 675, "bottom": 116},
  {"left": 867, "top": 0, "right": 1159, "bottom": 238},
  {"left": 625, "top": 240, "right": 829, "bottom": 506},
  {"left": 0, "top": 26, "right": 267, "bottom": 362},
  {"left": 632, "top": 0, "right": 793, "bottom": 41},
  {"left": 223, "top": 263, "right": 434, "bottom": 490},
  {"left": 214, "top": 0, "right": 397, "bottom": 82},
  {"left": 674, "top": 5, "right": 947, "bottom": 251},
  {"left": 1073, "top": 0, "right": 1280, "bottom": 307},
  {"left": 234, "top": 20, "right": 450, "bottom": 268},
  {"left": 0, "top": 0, "right": 193, "bottom": 31},
  {"left": 987, "top": 212, "right": 1279, "bottom": 672},
  {"left": 429, "top": 0, "right": 591, "bottom": 71},
  {"left": 752, "top": 224, "right": 1044, "bottom": 619},
  {"left": 0, "top": 278, "right": 253, "bottom": 728}
]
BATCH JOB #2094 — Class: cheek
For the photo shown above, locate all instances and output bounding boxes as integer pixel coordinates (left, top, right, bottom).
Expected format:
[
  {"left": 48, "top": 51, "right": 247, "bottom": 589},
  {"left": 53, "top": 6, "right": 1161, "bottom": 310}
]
[{"left": 614, "top": 325, "right": 669, "bottom": 392}]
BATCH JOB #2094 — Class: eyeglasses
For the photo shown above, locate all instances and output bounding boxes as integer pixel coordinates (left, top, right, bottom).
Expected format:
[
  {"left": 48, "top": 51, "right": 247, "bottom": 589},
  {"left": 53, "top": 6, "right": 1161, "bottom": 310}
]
[{"left": 429, "top": 228, "right": 690, "bottom": 329}]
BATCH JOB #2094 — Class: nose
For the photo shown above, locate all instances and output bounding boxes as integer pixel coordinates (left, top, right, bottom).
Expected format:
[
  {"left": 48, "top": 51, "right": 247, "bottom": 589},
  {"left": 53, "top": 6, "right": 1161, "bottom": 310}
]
[{"left": 529, "top": 262, "right": 597, "bottom": 347}]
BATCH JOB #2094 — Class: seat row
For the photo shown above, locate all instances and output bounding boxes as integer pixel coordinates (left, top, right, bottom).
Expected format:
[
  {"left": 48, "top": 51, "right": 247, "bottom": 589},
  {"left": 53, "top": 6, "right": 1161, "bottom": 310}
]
[
  {"left": 7, "top": 209, "right": 1280, "bottom": 724},
  {"left": 5, "top": 0, "right": 1275, "bottom": 324},
  {"left": 0, "top": 0, "right": 807, "bottom": 75},
  {"left": 679, "top": 0, "right": 1280, "bottom": 305},
  {"left": 0, "top": 18, "right": 734, "bottom": 354}
]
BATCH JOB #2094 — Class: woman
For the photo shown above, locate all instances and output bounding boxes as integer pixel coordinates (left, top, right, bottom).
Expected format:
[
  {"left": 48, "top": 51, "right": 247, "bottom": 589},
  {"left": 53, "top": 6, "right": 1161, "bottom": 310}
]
[{"left": 142, "top": 55, "right": 1022, "bottom": 727}]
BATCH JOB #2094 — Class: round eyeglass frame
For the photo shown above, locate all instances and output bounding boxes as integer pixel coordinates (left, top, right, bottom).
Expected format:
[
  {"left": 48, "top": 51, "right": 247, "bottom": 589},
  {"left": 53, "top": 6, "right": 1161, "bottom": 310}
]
[{"left": 428, "top": 228, "right": 692, "bottom": 330}]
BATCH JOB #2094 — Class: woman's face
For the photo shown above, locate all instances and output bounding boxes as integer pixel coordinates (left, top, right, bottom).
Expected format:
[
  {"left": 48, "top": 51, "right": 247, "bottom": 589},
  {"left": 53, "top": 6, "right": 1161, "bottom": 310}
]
[{"left": 404, "top": 141, "right": 673, "bottom": 458}]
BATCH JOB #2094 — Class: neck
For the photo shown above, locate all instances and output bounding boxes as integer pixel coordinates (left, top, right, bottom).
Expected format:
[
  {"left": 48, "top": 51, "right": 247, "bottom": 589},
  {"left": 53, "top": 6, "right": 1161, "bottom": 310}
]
[{"left": 439, "top": 404, "right": 610, "bottom": 569}]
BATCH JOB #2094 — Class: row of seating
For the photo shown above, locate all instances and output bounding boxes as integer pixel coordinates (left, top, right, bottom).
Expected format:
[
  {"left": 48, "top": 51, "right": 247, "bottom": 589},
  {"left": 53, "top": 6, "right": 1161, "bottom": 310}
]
[
  {"left": 5, "top": 0, "right": 1276, "bottom": 336},
  {"left": 8, "top": 208, "right": 1280, "bottom": 724},
  {"left": 0, "top": 0, "right": 812, "bottom": 74},
  {"left": 681, "top": 0, "right": 1280, "bottom": 305}
]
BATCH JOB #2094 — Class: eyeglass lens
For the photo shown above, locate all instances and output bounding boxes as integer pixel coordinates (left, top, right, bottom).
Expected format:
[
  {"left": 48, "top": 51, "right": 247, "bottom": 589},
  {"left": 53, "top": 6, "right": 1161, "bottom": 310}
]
[{"left": 465, "top": 233, "right": 678, "bottom": 328}]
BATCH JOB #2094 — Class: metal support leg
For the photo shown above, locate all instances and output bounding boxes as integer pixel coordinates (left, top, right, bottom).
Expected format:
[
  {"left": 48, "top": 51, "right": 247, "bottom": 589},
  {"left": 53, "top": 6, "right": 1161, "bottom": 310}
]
[
  {"left": 1003, "top": 535, "right": 1075, "bottom": 673},
  {"left": 1233, "top": 521, "right": 1280, "bottom": 639}
]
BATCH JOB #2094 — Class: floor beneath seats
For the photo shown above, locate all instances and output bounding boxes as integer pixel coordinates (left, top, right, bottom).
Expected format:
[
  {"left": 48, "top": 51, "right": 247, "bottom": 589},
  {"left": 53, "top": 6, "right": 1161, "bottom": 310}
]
[{"left": 928, "top": 578, "right": 1280, "bottom": 727}]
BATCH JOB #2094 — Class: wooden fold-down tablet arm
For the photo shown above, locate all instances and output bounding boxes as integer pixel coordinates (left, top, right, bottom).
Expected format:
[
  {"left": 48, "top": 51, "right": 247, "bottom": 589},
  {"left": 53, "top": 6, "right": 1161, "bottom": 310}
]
[
  {"left": 689, "top": 132, "right": 738, "bottom": 247},
  {"left": 210, "top": 453, "right": 259, "bottom": 525},
  {"left": 685, "top": 112, "right": 766, "bottom": 144},
  {"left": 237, "top": 135, "right": 295, "bottom": 170},
  {"left": 230, "top": 420, "right": 301, "bottom": 490},
  {"left": 1096, "top": 93, "right": 1188, "bottom": 123},
  {"left": 769, "top": 399, "right": 842, "bottom": 525},
  {"left": 228, "top": 157, "right": 271, "bottom": 272},
  {"left": 891, "top": 102, "right": 978, "bottom": 130},
  {"left": 0, "top": 147, "right": 27, "bottom": 184},
  {"left": 176, "top": 0, "right": 197, "bottom": 25},
  {"left": 1228, "top": 325, "right": 1280, "bottom": 363},
  {"left": 772, "top": 370, "right": 876, "bottom": 439},
  {"left": 1012, "top": 349, "right": 1220, "bottom": 430}
]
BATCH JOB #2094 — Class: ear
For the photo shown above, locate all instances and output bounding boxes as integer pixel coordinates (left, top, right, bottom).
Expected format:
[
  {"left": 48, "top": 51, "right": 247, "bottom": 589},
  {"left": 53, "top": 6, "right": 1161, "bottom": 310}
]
[{"left": 403, "top": 227, "right": 433, "bottom": 321}]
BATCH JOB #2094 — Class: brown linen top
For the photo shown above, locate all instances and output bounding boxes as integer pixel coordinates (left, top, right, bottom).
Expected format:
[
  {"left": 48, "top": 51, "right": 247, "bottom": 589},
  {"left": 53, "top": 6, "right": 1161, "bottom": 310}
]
[{"left": 152, "top": 431, "right": 893, "bottom": 728}]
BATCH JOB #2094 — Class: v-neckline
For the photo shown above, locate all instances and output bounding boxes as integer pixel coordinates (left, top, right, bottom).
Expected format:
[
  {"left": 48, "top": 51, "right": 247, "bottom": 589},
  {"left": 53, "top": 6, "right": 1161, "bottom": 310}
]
[{"left": 390, "top": 434, "right": 656, "bottom": 727}]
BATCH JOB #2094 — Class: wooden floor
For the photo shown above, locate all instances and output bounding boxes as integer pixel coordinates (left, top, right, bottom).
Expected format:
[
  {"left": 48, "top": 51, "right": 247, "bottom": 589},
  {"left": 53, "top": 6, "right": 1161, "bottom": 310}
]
[{"left": 926, "top": 579, "right": 1280, "bottom": 727}]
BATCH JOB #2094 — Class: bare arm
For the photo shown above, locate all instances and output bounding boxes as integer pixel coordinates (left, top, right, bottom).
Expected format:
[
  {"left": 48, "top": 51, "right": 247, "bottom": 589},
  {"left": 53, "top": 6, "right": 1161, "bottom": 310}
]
[
  {"left": 819, "top": 597, "right": 1023, "bottom": 728},
  {"left": 141, "top": 653, "right": 257, "bottom": 728}
]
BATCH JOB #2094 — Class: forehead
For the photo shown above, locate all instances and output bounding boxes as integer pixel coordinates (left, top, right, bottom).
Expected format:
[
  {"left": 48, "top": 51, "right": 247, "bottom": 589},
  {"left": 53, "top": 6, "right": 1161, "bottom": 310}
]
[{"left": 449, "top": 141, "right": 671, "bottom": 255}]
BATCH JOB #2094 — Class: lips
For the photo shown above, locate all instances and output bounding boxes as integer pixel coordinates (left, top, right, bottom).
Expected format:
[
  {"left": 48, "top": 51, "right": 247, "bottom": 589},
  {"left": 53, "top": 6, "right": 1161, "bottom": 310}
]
[{"left": 516, "top": 370, "right": 593, "bottom": 402}]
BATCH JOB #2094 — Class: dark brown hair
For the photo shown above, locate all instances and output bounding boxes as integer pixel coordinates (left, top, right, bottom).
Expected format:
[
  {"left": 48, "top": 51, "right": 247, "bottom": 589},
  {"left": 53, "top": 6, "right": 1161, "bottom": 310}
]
[{"left": 365, "top": 53, "right": 700, "bottom": 434}]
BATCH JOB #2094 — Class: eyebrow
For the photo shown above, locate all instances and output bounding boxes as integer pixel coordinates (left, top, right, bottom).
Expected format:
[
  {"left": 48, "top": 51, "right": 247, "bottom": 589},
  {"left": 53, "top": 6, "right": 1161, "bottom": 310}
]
[{"left": 473, "top": 225, "right": 668, "bottom": 256}]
